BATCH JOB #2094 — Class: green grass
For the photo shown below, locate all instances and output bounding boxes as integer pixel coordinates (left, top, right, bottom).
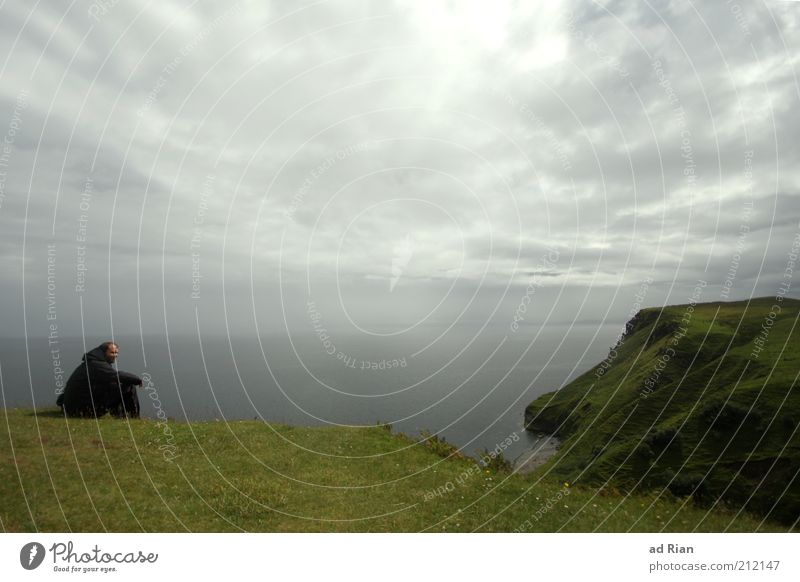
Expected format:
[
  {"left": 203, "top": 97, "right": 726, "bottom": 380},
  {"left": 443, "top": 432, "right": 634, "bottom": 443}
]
[
  {"left": 0, "top": 407, "right": 790, "bottom": 532},
  {"left": 525, "top": 297, "right": 800, "bottom": 525}
]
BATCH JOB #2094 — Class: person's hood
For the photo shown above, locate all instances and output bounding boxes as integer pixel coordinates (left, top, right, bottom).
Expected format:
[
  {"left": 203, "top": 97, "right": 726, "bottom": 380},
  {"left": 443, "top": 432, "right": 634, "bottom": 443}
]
[{"left": 82, "top": 344, "right": 109, "bottom": 364}]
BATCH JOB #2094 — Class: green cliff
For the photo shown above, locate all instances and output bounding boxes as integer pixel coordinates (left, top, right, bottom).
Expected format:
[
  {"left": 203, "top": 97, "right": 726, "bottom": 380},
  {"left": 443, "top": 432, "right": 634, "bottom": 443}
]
[{"left": 525, "top": 296, "right": 800, "bottom": 524}]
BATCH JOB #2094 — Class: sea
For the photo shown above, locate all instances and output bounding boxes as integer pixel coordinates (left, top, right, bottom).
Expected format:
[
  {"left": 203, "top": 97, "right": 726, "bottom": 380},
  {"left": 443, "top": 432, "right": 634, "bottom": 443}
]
[{"left": 0, "top": 322, "right": 619, "bottom": 464}]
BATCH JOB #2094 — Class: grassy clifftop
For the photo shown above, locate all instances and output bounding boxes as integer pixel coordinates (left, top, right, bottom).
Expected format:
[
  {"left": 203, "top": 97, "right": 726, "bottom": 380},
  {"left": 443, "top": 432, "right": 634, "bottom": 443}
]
[
  {"left": 525, "top": 297, "right": 800, "bottom": 525},
  {"left": 0, "top": 407, "right": 789, "bottom": 532}
]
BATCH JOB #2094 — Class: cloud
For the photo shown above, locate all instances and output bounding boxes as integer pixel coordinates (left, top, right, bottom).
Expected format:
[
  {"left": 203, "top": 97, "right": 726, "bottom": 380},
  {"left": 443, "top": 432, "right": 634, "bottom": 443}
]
[{"left": 0, "top": 0, "right": 798, "bottom": 338}]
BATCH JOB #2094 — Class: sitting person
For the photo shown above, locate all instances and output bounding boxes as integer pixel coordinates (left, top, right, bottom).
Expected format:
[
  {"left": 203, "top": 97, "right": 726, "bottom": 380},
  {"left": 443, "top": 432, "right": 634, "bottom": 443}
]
[{"left": 57, "top": 341, "right": 143, "bottom": 418}]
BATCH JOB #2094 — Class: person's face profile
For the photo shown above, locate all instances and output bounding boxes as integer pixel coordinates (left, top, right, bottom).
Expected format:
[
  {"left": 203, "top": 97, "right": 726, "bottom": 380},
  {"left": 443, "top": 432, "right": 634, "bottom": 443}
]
[{"left": 105, "top": 344, "right": 119, "bottom": 363}]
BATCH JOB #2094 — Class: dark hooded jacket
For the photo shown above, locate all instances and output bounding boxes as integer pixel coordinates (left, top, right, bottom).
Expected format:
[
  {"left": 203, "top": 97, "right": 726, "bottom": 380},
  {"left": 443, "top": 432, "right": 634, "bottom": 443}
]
[{"left": 57, "top": 344, "right": 142, "bottom": 417}]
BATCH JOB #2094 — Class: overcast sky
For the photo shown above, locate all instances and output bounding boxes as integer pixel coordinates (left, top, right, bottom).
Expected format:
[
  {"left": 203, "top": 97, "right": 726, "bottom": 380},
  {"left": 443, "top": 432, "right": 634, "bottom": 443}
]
[{"left": 1, "top": 0, "right": 799, "bottom": 341}]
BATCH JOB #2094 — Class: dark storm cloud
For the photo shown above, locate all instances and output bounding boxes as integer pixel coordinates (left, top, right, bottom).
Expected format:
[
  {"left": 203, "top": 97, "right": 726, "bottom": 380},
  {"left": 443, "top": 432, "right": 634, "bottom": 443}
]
[{"left": 0, "top": 0, "right": 798, "bottom": 338}]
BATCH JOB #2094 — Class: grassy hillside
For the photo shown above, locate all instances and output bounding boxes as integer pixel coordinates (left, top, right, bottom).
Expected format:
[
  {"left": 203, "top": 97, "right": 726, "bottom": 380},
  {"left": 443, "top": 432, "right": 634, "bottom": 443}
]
[
  {"left": 525, "top": 297, "right": 800, "bottom": 525},
  {"left": 0, "top": 407, "right": 790, "bottom": 532}
]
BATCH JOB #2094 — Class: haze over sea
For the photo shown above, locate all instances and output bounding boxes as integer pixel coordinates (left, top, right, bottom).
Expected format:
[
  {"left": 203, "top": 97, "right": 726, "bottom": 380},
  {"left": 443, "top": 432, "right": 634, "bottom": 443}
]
[{"left": 1, "top": 321, "right": 619, "bottom": 463}]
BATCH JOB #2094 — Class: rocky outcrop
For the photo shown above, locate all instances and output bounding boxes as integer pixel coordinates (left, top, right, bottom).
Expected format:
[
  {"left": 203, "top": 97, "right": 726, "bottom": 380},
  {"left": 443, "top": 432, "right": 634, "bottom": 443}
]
[{"left": 524, "top": 406, "right": 562, "bottom": 435}]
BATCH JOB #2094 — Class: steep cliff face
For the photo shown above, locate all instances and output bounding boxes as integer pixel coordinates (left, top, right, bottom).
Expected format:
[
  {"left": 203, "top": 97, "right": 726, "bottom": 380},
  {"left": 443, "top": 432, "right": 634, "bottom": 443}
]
[
  {"left": 524, "top": 297, "right": 800, "bottom": 524},
  {"left": 523, "top": 406, "right": 562, "bottom": 434},
  {"left": 524, "top": 306, "right": 680, "bottom": 435}
]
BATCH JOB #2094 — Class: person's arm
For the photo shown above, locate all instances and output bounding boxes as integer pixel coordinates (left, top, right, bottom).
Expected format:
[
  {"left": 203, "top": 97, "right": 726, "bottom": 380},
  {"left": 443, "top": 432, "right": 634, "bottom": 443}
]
[
  {"left": 91, "top": 361, "right": 142, "bottom": 386},
  {"left": 116, "top": 369, "right": 143, "bottom": 386}
]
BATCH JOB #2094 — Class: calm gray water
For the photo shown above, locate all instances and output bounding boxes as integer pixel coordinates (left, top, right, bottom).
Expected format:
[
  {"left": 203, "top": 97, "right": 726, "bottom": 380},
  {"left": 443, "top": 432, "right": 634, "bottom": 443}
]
[{"left": 0, "top": 323, "right": 618, "bottom": 462}]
